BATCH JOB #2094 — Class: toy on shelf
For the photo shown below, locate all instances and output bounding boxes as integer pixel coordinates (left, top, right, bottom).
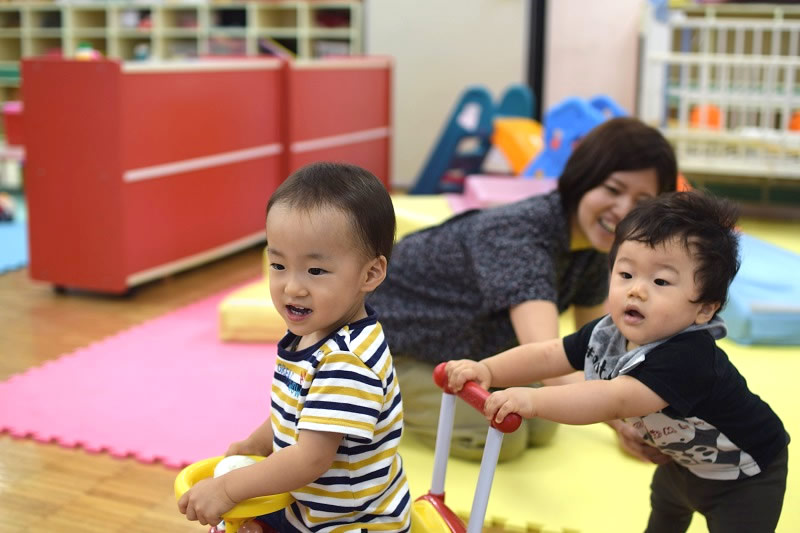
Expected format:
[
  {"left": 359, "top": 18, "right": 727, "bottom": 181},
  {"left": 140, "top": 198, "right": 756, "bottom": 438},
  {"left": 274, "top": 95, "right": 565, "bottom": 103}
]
[
  {"left": 175, "top": 366, "right": 523, "bottom": 533},
  {"left": 521, "top": 95, "right": 627, "bottom": 179},
  {"left": 75, "top": 42, "right": 102, "bottom": 60},
  {"left": 409, "top": 84, "right": 535, "bottom": 195},
  {"left": 689, "top": 104, "right": 722, "bottom": 130}
]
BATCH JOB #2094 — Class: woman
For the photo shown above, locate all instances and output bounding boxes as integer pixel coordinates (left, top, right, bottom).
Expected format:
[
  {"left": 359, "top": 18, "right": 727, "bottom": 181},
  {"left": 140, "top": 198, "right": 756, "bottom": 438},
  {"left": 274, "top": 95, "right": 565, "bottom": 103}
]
[{"left": 369, "top": 117, "right": 678, "bottom": 462}]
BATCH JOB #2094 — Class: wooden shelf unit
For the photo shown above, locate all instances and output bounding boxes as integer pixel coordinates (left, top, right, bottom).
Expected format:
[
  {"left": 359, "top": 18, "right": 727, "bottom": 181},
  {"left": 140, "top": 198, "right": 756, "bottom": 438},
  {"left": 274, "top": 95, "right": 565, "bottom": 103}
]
[{"left": 0, "top": 1, "right": 363, "bottom": 103}]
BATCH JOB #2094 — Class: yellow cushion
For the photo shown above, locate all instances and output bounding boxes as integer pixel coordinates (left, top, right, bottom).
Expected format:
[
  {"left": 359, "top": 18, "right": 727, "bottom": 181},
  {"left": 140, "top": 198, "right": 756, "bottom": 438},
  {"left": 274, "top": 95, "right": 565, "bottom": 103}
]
[
  {"left": 218, "top": 278, "right": 285, "bottom": 342},
  {"left": 218, "top": 194, "right": 455, "bottom": 343}
]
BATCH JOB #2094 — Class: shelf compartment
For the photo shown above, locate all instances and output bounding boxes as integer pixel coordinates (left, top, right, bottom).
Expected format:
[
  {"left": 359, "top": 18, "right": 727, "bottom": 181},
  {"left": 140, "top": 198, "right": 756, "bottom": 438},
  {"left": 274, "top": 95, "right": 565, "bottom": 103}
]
[
  {"left": 309, "top": 6, "right": 352, "bottom": 29},
  {"left": 117, "top": 7, "right": 153, "bottom": 31},
  {"left": 160, "top": 7, "right": 200, "bottom": 30},
  {"left": 255, "top": 6, "right": 298, "bottom": 29},
  {"left": 28, "top": 37, "right": 62, "bottom": 58},
  {"left": 210, "top": 6, "right": 247, "bottom": 29},
  {"left": 30, "top": 8, "right": 62, "bottom": 30},
  {"left": 116, "top": 37, "right": 152, "bottom": 61},
  {"left": 0, "top": 8, "right": 21, "bottom": 30},
  {"left": 0, "top": 37, "right": 21, "bottom": 61},
  {"left": 71, "top": 8, "right": 108, "bottom": 30}
]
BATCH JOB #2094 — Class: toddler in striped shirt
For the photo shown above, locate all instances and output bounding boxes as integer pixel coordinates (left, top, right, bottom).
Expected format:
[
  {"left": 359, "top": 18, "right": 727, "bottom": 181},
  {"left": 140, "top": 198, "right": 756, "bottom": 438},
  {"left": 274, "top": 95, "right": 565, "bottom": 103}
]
[{"left": 179, "top": 162, "right": 411, "bottom": 532}]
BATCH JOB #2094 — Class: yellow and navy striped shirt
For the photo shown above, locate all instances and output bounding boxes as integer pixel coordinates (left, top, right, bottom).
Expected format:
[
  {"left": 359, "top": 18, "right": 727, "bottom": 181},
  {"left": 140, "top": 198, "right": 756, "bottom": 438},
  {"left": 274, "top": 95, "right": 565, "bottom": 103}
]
[{"left": 271, "top": 307, "right": 411, "bottom": 532}]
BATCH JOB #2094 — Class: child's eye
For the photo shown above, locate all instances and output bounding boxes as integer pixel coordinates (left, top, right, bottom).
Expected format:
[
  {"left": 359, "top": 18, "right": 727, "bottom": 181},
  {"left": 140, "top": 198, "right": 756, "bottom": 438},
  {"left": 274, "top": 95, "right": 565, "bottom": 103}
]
[
  {"left": 654, "top": 278, "right": 670, "bottom": 286},
  {"left": 619, "top": 271, "right": 632, "bottom": 279},
  {"left": 270, "top": 263, "right": 285, "bottom": 271},
  {"left": 308, "top": 268, "right": 326, "bottom": 275}
]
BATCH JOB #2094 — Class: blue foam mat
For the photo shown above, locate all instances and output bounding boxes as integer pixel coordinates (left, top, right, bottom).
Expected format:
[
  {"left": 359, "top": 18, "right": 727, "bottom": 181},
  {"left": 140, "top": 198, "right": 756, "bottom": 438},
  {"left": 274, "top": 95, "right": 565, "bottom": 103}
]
[
  {"left": 720, "top": 233, "right": 800, "bottom": 346},
  {"left": 0, "top": 195, "right": 27, "bottom": 274}
]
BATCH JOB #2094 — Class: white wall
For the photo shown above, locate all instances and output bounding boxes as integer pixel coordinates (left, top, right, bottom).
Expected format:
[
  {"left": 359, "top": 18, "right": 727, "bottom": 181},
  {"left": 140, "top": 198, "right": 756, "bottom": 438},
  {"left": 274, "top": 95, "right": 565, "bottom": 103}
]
[
  {"left": 365, "top": 0, "right": 528, "bottom": 188},
  {"left": 543, "top": 0, "right": 644, "bottom": 113}
]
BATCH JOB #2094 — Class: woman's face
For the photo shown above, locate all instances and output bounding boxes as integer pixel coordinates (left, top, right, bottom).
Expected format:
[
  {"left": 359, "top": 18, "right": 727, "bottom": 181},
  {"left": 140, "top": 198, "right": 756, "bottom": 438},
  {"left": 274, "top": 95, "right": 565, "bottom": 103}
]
[{"left": 572, "top": 169, "right": 660, "bottom": 253}]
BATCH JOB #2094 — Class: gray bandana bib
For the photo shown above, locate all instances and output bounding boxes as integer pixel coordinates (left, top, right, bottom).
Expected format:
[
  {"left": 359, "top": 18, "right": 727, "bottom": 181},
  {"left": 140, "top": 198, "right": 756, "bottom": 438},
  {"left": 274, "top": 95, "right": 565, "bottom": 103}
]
[{"left": 584, "top": 315, "right": 727, "bottom": 381}]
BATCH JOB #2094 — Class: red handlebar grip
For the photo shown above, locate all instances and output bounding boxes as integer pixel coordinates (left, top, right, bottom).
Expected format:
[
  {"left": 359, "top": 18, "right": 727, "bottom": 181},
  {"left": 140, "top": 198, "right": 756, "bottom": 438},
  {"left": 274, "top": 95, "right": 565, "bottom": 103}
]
[{"left": 433, "top": 362, "right": 522, "bottom": 433}]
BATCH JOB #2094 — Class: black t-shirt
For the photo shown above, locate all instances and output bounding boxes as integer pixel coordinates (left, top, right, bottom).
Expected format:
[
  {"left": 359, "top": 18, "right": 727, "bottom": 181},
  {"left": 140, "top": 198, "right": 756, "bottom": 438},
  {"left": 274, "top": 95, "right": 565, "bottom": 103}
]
[{"left": 564, "top": 318, "right": 790, "bottom": 479}]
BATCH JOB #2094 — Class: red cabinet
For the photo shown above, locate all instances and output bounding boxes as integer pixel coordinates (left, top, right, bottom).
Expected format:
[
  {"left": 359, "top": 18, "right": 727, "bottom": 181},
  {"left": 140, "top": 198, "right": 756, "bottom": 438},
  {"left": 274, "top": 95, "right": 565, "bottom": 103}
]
[{"left": 23, "top": 57, "right": 392, "bottom": 293}]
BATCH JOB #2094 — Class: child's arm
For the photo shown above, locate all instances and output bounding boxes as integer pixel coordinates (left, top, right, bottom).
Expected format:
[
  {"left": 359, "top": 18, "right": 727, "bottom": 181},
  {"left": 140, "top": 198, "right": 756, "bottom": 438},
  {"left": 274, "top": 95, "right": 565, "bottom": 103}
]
[
  {"left": 178, "top": 428, "right": 342, "bottom": 526},
  {"left": 484, "top": 375, "right": 668, "bottom": 425},
  {"left": 225, "top": 418, "right": 274, "bottom": 457},
  {"left": 446, "top": 338, "right": 574, "bottom": 392}
]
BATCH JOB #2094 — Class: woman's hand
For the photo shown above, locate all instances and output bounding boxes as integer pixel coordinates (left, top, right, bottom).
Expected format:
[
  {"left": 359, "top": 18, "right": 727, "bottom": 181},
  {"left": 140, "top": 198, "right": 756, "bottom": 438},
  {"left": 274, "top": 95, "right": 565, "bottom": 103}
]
[
  {"left": 608, "top": 419, "right": 671, "bottom": 464},
  {"left": 177, "top": 476, "right": 237, "bottom": 526},
  {"left": 484, "top": 387, "right": 535, "bottom": 423},
  {"left": 445, "top": 360, "right": 492, "bottom": 392}
]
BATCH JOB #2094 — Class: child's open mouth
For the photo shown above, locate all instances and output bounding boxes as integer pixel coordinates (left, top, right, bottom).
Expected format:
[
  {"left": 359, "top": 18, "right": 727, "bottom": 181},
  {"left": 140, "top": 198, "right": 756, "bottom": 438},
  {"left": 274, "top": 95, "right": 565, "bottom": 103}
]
[
  {"left": 624, "top": 308, "right": 645, "bottom": 324},
  {"left": 286, "top": 305, "right": 312, "bottom": 321}
]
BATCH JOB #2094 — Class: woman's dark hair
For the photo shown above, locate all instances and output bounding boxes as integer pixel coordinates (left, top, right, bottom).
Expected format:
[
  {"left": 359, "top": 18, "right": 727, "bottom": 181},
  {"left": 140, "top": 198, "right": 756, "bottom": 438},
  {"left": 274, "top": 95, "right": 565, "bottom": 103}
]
[
  {"left": 608, "top": 191, "right": 741, "bottom": 307},
  {"left": 266, "top": 162, "right": 396, "bottom": 262},
  {"left": 558, "top": 117, "right": 678, "bottom": 218}
]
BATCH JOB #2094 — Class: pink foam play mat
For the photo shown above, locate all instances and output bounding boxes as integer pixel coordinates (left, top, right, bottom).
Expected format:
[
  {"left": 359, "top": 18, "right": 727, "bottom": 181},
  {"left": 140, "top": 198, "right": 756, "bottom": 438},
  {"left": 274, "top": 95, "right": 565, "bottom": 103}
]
[{"left": 0, "top": 280, "right": 275, "bottom": 468}]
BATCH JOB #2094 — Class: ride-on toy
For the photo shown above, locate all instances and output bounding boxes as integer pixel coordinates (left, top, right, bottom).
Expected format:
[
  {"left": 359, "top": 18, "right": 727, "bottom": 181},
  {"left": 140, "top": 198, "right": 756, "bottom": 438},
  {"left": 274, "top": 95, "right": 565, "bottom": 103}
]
[{"left": 175, "top": 362, "right": 522, "bottom": 533}]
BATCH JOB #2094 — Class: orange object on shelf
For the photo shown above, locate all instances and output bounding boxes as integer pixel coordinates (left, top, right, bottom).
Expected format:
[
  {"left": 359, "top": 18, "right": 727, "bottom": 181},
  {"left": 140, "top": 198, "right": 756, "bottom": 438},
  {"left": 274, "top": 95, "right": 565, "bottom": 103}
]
[
  {"left": 789, "top": 110, "right": 800, "bottom": 132},
  {"left": 689, "top": 104, "right": 722, "bottom": 129}
]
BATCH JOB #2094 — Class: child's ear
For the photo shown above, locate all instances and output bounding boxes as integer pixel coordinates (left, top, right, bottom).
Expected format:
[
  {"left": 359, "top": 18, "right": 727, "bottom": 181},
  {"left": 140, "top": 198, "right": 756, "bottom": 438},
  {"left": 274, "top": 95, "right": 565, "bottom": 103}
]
[
  {"left": 695, "top": 301, "right": 721, "bottom": 325},
  {"left": 361, "top": 255, "right": 387, "bottom": 293}
]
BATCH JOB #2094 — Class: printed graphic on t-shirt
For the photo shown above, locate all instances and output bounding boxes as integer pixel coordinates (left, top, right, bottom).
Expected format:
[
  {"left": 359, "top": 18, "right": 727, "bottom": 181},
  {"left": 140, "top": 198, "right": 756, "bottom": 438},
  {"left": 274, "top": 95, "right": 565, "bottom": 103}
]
[{"left": 627, "top": 413, "right": 761, "bottom": 480}]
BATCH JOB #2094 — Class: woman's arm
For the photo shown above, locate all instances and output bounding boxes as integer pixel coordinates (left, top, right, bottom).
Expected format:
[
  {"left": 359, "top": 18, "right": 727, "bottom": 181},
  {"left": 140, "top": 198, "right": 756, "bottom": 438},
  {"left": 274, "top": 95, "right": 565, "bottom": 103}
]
[
  {"left": 573, "top": 303, "right": 607, "bottom": 330},
  {"left": 509, "top": 300, "right": 559, "bottom": 344}
]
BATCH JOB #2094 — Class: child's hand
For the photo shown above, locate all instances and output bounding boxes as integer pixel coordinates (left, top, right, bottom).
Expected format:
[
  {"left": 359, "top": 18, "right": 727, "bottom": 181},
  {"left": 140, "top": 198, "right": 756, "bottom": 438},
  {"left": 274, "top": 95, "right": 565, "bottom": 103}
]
[
  {"left": 177, "top": 476, "right": 237, "bottom": 526},
  {"left": 445, "top": 360, "right": 492, "bottom": 392},
  {"left": 226, "top": 437, "right": 270, "bottom": 457},
  {"left": 483, "top": 387, "right": 534, "bottom": 423}
]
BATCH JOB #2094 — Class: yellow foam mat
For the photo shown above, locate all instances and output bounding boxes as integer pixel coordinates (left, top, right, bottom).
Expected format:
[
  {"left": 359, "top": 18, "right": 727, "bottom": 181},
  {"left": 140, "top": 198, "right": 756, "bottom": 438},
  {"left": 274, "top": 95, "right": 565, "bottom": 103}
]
[{"left": 398, "top": 337, "right": 799, "bottom": 533}]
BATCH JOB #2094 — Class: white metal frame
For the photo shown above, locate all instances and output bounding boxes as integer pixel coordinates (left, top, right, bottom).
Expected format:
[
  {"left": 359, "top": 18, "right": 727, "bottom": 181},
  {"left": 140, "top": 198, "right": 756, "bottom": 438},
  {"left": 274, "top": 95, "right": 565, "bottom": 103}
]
[{"left": 640, "top": 3, "right": 800, "bottom": 181}]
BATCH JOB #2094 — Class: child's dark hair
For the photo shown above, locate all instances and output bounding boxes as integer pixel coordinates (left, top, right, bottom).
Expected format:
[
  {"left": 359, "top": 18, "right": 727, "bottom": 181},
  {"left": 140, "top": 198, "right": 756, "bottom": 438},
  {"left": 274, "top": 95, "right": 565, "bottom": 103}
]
[
  {"left": 608, "top": 191, "right": 741, "bottom": 307},
  {"left": 558, "top": 117, "right": 678, "bottom": 218},
  {"left": 266, "top": 161, "right": 396, "bottom": 262}
]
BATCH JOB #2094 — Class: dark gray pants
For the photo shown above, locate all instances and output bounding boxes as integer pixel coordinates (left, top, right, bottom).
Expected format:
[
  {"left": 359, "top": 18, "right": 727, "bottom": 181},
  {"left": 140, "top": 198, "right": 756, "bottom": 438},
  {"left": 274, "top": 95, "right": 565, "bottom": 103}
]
[{"left": 645, "top": 446, "right": 788, "bottom": 533}]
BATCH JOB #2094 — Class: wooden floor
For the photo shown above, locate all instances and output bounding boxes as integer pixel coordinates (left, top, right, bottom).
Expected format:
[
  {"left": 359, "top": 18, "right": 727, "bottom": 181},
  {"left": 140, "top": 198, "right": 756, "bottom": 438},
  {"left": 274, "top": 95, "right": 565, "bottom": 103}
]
[{"left": 0, "top": 246, "right": 264, "bottom": 533}]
